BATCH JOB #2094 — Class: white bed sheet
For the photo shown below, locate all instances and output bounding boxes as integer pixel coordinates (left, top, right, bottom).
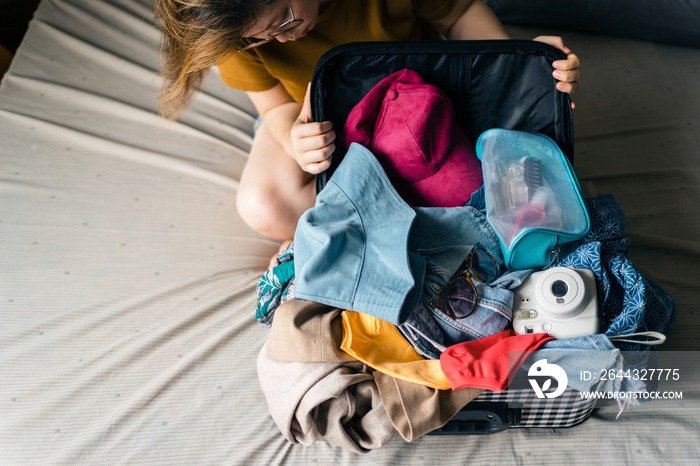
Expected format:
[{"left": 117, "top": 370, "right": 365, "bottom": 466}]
[{"left": 0, "top": 1, "right": 698, "bottom": 464}]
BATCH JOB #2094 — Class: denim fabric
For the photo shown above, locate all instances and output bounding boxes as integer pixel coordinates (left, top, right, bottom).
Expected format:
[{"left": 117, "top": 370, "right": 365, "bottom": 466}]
[
  {"left": 257, "top": 195, "right": 485, "bottom": 327},
  {"left": 409, "top": 206, "right": 500, "bottom": 264},
  {"left": 514, "top": 334, "right": 648, "bottom": 395},
  {"left": 396, "top": 205, "right": 533, "bottom": 359},
  {"left": 463, "top": 184, "right": 485, "bottom": 210},
  {"left": 399, "top": 262, "right": 532, "bottom": 359},
  {"left": 294, "top": 143, "right": 424, "bottom": 324}
]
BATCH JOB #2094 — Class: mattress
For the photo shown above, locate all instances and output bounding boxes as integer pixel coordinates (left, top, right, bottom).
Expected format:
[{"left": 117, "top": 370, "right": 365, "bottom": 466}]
[{"left": 0, "top": 0, "right": 698, "bottom": 464}]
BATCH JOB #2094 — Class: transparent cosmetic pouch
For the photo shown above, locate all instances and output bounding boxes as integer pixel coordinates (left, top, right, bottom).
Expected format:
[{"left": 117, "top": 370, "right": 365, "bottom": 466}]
[{"left": 476, "top": 129, "right": 590, "bottom": 270}]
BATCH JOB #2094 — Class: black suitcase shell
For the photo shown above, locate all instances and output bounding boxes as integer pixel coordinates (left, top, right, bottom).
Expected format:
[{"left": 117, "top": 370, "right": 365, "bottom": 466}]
[{"left": 309, "top": 41, "right": 591, "bottom": 433}]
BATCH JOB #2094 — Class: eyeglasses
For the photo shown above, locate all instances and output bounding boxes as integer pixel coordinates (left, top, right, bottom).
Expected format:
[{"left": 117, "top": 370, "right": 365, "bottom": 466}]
[
  {"left": 430, "top": 244, "right": 499, "bottom": 319},
  {"left": 236, "top": 0, "right": 304, "bottom": 52}
]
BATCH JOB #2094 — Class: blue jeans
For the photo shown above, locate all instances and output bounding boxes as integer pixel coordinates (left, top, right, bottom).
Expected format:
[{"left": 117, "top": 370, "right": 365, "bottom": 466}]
[
  {"left": 513, "top": 335, "right": 650, "bottom": 395},
  {"left": 400, "top": 206, "right": 533, "bottom": 359}
]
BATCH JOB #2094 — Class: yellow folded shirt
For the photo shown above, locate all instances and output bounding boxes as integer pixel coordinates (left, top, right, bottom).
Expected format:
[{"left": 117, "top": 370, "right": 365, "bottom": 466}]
[{"left": 340, "top": 310, "right": 451, "bottom": 390}]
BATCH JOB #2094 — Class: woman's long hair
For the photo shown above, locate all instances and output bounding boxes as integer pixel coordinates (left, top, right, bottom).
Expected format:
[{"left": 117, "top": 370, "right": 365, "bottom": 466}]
[{"left": 154, "top": 0, "right": 276, "bottom": 119}]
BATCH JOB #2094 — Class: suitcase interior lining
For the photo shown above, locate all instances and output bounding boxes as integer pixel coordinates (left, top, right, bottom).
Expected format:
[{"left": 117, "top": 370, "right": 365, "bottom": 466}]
[{"left": 311, "top": 41, "right": 573, "bottom": 191}]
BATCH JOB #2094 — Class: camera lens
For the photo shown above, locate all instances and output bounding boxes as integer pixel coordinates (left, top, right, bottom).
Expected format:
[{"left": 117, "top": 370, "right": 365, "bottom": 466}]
[{"left": 551, "top": 280, "right": 568, "bottom": 297}]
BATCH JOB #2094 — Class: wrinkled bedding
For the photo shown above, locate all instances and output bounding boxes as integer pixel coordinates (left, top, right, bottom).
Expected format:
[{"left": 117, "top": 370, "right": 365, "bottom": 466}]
[{"left": 0, "top": 0, "right": 698, "bottom": 464}]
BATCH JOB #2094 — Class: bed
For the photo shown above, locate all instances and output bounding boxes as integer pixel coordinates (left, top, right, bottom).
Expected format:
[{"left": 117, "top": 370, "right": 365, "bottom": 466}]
[{"left": 1, "top": 0, "right": 698, "bottom": 464}]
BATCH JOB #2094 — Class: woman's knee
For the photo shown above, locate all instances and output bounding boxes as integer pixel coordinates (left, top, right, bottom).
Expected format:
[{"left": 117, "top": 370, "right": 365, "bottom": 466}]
[
  {"left": 237, "top": 127, "right": 316, "bottom": 238},
  {"left": 236, "top": 183, "right": 294, "bottom": 239}
]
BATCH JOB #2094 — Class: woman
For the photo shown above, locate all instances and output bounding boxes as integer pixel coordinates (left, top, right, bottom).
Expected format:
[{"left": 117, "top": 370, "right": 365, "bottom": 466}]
[{"left": 155, "top": 0, "right": 581, "bottom": 242}]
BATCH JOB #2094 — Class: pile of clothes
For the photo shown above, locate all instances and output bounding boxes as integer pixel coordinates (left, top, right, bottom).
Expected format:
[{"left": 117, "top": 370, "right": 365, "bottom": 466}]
[{"left": 254, "top": 70, "right": 676, "bottom": 453}]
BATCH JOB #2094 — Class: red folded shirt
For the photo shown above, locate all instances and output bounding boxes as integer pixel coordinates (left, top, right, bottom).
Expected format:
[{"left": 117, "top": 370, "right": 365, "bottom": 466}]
[{"left": 439, "top": 330, "right": 555, "bottom": 391}]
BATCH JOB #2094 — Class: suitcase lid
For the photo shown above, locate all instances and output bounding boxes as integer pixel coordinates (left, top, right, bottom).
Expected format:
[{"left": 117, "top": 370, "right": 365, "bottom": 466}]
[{"left": 310, "top": 40, "right": 573, "bottom": 192}]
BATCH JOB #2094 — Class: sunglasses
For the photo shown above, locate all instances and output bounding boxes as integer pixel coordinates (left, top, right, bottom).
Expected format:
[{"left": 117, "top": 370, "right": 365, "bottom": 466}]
[
  {"left": 430, "top": 245, "right": 499, "bottom": 319},
  {"left": 236, "top": 0, "right": 304, "bottom": 52}
]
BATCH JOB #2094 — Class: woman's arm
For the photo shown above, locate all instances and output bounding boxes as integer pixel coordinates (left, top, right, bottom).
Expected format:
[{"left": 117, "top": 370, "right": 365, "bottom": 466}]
[
  {"left": 429, "top": 0, "right": 509, "bottom": 40},
  {"left": 247, "top": 84, "right": 300, "bottom": 153},
  {"left": 247, "top": 83, "right": 335, "bottom": 174},
  {"left": 430, "top": 0, "right": 581, "bottom": 98}
]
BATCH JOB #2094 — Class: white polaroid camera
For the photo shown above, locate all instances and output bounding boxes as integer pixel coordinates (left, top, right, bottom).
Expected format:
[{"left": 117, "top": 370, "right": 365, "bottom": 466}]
[{"left": 512, "top": 267, "right": 598, "bottom": 339}]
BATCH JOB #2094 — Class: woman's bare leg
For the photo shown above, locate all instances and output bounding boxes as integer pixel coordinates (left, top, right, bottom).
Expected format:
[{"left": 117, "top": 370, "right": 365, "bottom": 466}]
[{"left": 236, "top": 123, "right": 316, "bottom": 240}]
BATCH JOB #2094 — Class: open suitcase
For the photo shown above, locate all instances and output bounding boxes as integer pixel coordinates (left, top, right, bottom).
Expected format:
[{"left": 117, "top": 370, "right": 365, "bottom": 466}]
[{"left": 309, "top": 40, "right": 595, "bottom": 434}]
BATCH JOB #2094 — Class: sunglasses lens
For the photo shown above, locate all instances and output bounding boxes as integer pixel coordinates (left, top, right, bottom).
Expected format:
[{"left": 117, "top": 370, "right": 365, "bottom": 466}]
[
  {"left": 433, "top": 276, "right": 478, "bottom": 319},
  {"left": 470, "top": 247, "right": 499, "bottom": 282},
  {"left": 431, "top": 246, "right": 500, "bottom": 320}
]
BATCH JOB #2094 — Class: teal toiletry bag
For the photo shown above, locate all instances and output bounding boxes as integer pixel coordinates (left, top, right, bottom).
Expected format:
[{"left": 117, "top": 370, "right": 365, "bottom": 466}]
[{"left": 476, "top": 129, "right": 590, "bottom": 270}]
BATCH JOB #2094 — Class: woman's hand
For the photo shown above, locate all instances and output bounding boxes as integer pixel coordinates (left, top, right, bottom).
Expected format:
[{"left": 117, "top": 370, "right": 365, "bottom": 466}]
[
  {"left": 287, "top": 84, "right": 336, "bottom": 174},
  {"left": 533, "top": 36, "right": 581, "bottom": 101}
]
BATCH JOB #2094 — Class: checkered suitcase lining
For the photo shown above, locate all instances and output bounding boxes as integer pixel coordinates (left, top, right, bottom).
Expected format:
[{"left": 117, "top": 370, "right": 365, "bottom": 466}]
[{"left": 473, "top": 387, "right": 597, "bottom": 428}]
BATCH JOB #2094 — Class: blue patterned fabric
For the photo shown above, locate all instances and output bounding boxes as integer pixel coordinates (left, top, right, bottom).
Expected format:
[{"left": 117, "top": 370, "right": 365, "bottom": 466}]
[
  {"left": 555, "top": 195, "right": 676, "bottom": 349},
  {"left": 256, "top": 242, "right": 296, "bottom": 326}
]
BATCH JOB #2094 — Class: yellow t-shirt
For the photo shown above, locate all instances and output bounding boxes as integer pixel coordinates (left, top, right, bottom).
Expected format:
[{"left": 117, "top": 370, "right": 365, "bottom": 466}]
[
  {"left": 340, "top": 310, "right": 451, "bottom": 390},
  {"left": 217, "top": 0, "right": 457, "bottom": 102}
]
